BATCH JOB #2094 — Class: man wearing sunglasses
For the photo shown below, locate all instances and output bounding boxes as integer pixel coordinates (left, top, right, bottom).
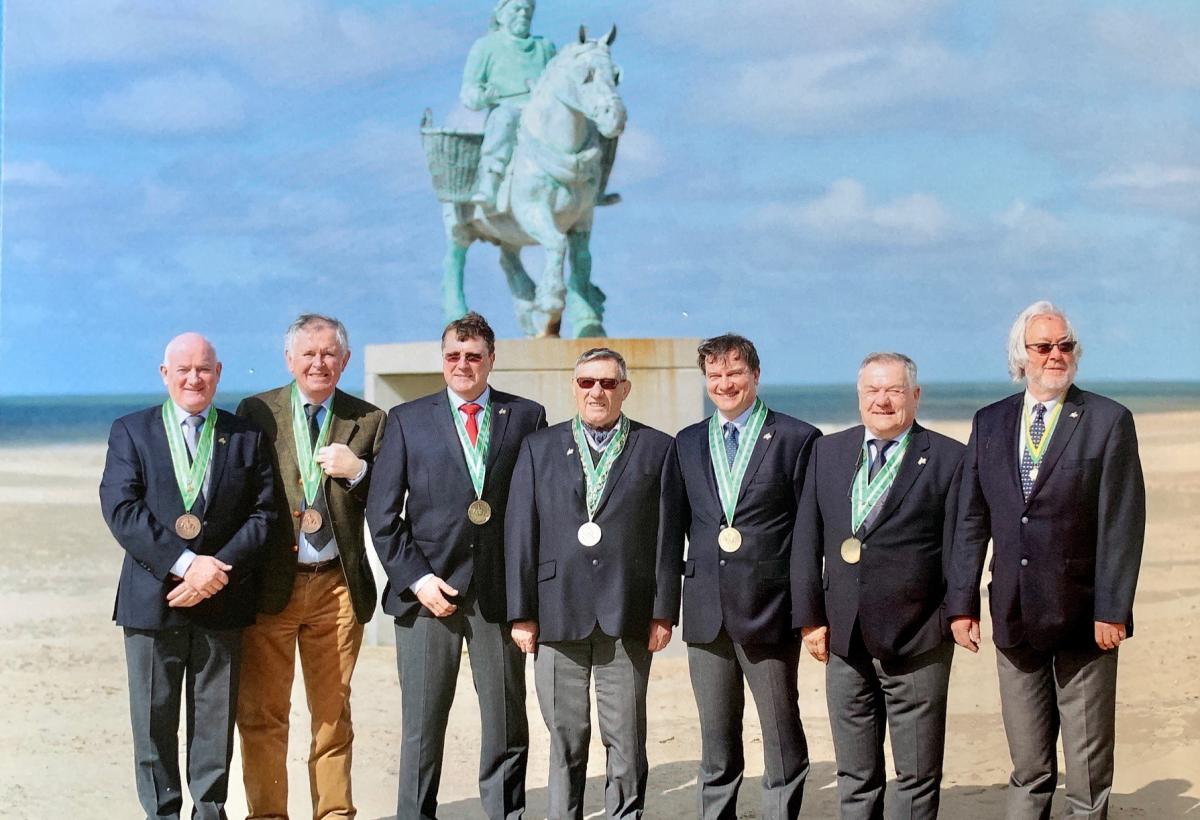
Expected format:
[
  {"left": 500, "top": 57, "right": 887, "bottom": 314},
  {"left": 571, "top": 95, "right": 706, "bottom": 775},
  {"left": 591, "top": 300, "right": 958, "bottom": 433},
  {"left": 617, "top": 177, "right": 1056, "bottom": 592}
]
[
  {"left": 665, "top": 333, "right": 822, "bottom": 820},
  {"left": 505, "top": 347, "right": 684, "bottom": 819},
  {"left": 367, "top": 312, "right": 547, "bottom": 820},
  {"left": 947, "top": 301, "right": 1145, "bottom": 819}
]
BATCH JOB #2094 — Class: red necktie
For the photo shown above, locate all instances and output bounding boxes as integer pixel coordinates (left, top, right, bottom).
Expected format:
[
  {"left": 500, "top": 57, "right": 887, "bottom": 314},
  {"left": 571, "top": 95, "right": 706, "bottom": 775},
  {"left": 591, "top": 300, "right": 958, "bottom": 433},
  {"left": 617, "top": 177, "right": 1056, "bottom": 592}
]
[{"left": 461, "top": 402, "right": 481, "bottom": 445}]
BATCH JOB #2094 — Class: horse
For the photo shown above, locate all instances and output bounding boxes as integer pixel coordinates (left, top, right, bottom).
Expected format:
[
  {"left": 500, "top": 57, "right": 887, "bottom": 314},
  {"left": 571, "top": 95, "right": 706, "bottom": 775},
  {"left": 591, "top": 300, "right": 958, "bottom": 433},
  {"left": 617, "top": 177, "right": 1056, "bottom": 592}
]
[{"left": 434, "top": 26, "right": 626, "bottom": 338}]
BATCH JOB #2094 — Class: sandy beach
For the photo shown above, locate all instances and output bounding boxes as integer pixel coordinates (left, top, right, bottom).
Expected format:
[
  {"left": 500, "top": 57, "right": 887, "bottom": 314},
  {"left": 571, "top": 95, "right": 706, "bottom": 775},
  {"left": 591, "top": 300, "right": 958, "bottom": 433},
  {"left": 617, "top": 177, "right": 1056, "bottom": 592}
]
[{"left": 1, "top": 412, "right": 1197, "bottom": 819}]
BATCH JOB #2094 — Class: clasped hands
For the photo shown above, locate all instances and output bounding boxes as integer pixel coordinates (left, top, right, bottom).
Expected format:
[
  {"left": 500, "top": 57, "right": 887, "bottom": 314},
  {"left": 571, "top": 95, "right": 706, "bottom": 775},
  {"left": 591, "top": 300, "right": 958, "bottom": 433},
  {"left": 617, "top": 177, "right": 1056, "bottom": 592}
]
[
  {"left": 508, "top": 618, "right": 675, "bottom": 655},
  {"left": 167, "top": 556, "right": 233, "bottom": 608}
]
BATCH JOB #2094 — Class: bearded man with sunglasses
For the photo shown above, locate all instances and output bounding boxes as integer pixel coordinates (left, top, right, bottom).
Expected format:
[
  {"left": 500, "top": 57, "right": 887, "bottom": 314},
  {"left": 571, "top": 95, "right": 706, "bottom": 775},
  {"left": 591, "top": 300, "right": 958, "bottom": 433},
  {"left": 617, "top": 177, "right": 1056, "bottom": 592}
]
[
  {"left": 505, "top": 347, "right": 684, "bottom": 819},
  {"left": 947, "top": 300, "right": 1145, "bottom": 820},
  {"left": 367, "top": 312, "right": 547, "bottom": 820}
]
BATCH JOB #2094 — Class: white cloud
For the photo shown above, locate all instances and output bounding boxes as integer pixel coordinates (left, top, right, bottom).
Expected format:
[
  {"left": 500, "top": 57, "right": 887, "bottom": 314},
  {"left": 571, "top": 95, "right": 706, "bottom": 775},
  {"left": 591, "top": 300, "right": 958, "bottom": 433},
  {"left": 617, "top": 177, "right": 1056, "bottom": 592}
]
[
  {"left": 757, "top": 178, "right": 951, "bottom": 245},
  {"left": 606, "top": 125, "right": 666, "bottom": 187},
  {"left": 1089, "top": 163, "right": 1200, "bottom": 216},
  {"left": 996, "top": 200, "right": 1075, "bottom": 257},
  {"left": 91, "top": 70, "right": 247, "bottom": 135},
  {"left": 1090, "top": 9, "right": 1200, "bottom": 90},
  {"left": 2, "top": 160, "right": 71, "bottom": 187},
  {"left": 9, "top": 0, "right": 463, "bottom": 88}
]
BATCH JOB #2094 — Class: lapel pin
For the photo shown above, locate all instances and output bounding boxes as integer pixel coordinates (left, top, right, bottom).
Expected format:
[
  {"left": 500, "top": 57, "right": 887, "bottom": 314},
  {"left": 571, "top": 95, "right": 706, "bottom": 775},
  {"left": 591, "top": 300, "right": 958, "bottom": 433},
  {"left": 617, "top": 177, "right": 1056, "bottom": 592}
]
[
  {"left": 1070, "top": 411, "right": 1078, "bottom": 418},
  {"left": 218, "top": 437, "right": 227, "bottom": 445},
  {"left": 498, "top": 408, "right": 508, "bottom": 415},
  {"left": 567, "top": 448, "right": 574, "bottom": 456},
  {"left": 918, "top": 456, "right": 927, "bottom": 466},
  {"left": 763, "top": 432, "right": 773, "bottom": 440}
]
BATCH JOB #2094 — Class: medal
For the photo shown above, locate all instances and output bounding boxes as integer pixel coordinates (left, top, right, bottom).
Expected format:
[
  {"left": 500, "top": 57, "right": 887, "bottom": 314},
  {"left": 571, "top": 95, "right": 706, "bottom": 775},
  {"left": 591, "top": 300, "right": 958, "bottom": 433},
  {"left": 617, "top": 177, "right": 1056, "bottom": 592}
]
[
  {"left": 468, "top": 499, "right": 492, "bottom": 525},
  {"left": 850, "top": 431, "right": 911, "bottom": 533},
  {"left": 577, "top": 521, "right": 603, "bottom": 547},
  {"left": 840, "top": 536, "right": 862, "bottom": 564},
  {"left": 300, "top": 508, "right": 324, "bottom": 534},
  {"left": 718, "top": 526, "right": 742, "bottom": 553},
  {"left": 175, "top": 513, "right": 202, "bottom": 540}
]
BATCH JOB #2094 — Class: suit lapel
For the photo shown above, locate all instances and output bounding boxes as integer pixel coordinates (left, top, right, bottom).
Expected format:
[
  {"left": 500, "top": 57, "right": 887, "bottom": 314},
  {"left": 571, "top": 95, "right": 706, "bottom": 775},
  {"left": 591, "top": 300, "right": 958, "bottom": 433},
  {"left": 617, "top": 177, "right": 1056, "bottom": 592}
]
[
  {"left": 735, "top": 410, "right": 777, "bottom": 505},
  {"left": 1026, "top": 385, "right": 1084, "bottom": 505},
  {"left": 564, "top": 425, "right": 586, "bottom": 505},
  {"left": 431, "top": 393, "right": 473, "bottom": 487},
  {"left": 202, "top": 409, "right": 231, "bottom": 516},
  {"left": 863, "top": 425, "right": 930, "bottom": 536},
  {"left": 485, "top": 391, "right": 512, "bottom": 473},
  {"left": 593, "top": 424, "right": 637, "bottom": 517},
  {"left": 328, "top": 389, "right": 358, "bottom": 447},
  {"left": 271, "top": 386, "right": 301, "bottom": 488},
  {"left": 999, "top": 394, "right": 1024, "bottom": 502}
]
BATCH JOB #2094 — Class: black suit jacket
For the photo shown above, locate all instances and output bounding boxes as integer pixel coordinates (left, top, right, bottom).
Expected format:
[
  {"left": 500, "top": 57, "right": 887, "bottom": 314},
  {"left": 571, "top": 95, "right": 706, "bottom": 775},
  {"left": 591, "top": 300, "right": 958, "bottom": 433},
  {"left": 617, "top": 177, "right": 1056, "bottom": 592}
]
[
  {"left": 791, "top": 423, "right": 964, "bottom": 662},
  {"left": 946, "top": 385, "right": 1146, "bottom": 651},
  {"left": 237, "top": 386, "right": 386, "bottom": 624},
  {"left": 99, "top": 405, "right": 276, "bottom": 631},
  {"left": 667, "top": 409, "right": 822, "bottom": 645},
  {"left": 504, "top": 419, "right": 684, "bottom": 642},
  {"left": 366, "top": 388, "right": 547, "bottom": 622}
]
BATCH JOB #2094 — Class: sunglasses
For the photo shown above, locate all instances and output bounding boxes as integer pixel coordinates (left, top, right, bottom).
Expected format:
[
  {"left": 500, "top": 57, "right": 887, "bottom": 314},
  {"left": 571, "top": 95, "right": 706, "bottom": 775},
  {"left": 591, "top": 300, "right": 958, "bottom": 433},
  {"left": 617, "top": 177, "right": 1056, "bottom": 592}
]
[
  {"left": 575, "top": 377, "right": 624, "bottom": 390},
  {"left": 444, "top": 352, "right": 486, "bottom": 364},
  {"left": 1025, "top": 341, "right": 1077, "bottom": 356}
]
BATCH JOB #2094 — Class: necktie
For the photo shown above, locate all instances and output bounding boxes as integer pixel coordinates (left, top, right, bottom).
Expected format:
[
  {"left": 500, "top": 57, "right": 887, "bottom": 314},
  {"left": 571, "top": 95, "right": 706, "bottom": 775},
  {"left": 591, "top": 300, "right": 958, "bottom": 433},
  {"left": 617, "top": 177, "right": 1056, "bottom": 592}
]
[
  {"left": 183, "top": 414, "right": 204, "bottom": 465},
  {"left": 461, "top": 402, "right": 482, "bottom": 446},
  {"left": 1020, "top": 403, "right": 1047, "bottom": 500},
  {"left": 868, "top": 439, "right": 892, "bottom": 482},
  {"left": 302, "top": 403, "right": 332, "bottom": 549},
  {"left": 724, "top": 422, "right": 739, "bottom": 468}
]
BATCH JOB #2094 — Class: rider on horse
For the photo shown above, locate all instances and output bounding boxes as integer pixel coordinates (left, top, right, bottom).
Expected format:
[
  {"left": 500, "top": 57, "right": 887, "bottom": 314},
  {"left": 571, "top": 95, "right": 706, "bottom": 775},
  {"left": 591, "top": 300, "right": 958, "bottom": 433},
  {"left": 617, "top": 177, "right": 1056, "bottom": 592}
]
[{"left": 461, "top": 0, "right": 556, "bottom": 207}]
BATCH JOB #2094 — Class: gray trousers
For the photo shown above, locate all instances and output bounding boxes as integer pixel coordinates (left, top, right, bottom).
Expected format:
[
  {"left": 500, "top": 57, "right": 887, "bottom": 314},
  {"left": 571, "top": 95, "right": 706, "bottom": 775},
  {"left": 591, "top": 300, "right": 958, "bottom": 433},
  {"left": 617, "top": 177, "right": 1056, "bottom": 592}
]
[
  {"left": 825, "top": 633, "right": 953, "bottom": 820},
  {"left": 996, "top": 643, "right": 1119, "bottom": 820},
  {"left": 394, "top": 596, "right": 529, "bottom": 820},
  {"left": 535, "top": 628, "right": 652, "bottom": 820},
  {"left": 123, "top": 624, "right": 242, "bottom": 820},
  {"left": 687, "top": 630, "right": 809, "bottom": 820}
]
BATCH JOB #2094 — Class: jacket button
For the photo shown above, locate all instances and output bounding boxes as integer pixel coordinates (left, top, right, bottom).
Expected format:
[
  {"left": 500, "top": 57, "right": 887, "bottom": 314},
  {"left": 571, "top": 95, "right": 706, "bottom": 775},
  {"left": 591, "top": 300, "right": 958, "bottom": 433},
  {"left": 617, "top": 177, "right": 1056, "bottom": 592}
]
[
  {"left": 591, "top": 559, "right": 599, "bottom": 567},
  {"left": 1021, "top": 516, "right": 1029, "bottom": 524},
  {"left": 719, "top": 559, "right": 726, "bottom": 567},
  {"left": 292, "top": 544, "right": 299, "bottom": 553},
  {"left": 1020, "top": 558, "right": 1029, "bottom": 566},
  {"left": 862, "top": 543, "right": 868, "bottom": 550},
  {"left": 293, "top": 510, "right": 302, "bottom": 519}
]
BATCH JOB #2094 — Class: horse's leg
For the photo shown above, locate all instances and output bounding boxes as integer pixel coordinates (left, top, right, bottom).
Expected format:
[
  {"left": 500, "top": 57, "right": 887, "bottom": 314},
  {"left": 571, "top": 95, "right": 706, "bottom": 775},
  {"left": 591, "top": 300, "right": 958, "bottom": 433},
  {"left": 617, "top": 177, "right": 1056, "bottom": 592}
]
[
  {"left": 515, "top": 198, "right": 568, "bottom": 337},
  {"left": 441, "top": 203, "right": 471, "bottom": 321},
  {"left": 499, "top": 244, "right": 539, "bottom": 337},
  {"left": 565, "top": 228, "right": 606, "bottom": 338}
]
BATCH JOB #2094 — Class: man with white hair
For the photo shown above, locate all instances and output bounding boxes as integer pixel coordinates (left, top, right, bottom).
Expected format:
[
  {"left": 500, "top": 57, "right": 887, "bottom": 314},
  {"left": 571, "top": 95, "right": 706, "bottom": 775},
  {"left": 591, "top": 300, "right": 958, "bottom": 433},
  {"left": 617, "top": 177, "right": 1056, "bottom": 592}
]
[
  {"left": 793, "top": 352, "right": 964, "bottom": 820},
  {"left": 947, "top": 301, "right": 1146, "bottom": 819},
  {"left": 100, "top": 332, "right": 275, "bottom": 820},
  {"left": 234, "top": 314, "right": 386, "bottom": 819}
]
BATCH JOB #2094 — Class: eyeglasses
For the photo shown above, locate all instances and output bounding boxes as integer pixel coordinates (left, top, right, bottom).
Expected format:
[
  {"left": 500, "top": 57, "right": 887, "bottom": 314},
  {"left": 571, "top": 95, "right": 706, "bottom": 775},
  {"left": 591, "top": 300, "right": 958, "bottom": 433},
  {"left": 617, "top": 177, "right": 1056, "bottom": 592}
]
[
  {"left": 575, "top": 377, "right": 624, "bottom": 391},
  {"left": 444, "top": 352, "right": 486, "bottom": 365},
  {"left": 1025, "top": 341, "right": 1077, "bottom": 356}
]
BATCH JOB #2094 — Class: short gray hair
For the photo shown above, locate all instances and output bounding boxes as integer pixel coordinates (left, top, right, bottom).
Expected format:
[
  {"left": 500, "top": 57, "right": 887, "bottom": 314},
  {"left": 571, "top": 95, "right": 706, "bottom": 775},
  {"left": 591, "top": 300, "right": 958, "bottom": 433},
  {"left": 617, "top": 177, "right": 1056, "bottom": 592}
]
[
  {"left": 858, "top": 352, "right": 918, "bottom": 388},
  {"left": 1006, "top": 300, "right": 1083, "bottom": 382},
  {"left": 284, "top": 313, "right": 349, "bottom": 355},
  {"left": 574, "top": 347, "right": 628, "bottom": 381}
]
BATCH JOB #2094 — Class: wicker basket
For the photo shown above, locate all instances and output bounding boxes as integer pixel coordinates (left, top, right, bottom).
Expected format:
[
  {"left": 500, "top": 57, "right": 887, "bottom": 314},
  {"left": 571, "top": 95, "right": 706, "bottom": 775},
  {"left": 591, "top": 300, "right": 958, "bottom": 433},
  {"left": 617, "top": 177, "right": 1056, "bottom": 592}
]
[{"left": 421, "top": 110, "right": 483, "bottom": 203}]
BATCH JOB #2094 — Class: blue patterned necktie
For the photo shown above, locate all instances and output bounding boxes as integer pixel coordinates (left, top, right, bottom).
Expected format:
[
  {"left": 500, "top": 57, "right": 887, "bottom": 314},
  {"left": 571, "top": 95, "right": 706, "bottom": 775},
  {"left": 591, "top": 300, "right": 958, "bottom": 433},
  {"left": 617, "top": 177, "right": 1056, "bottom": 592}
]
[
  {"left": 1020, "top": 403, "right": 1047, "bottom": 500},
  {"left": 723, "top": 422, "right": 739, "bottom": 468}
]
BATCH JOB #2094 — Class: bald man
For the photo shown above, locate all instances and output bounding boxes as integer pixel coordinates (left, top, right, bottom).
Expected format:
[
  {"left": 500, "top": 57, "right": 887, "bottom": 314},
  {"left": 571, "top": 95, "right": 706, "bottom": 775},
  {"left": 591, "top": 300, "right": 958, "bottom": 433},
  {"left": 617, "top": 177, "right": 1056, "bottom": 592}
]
[{"left": 100, "top": 333, "right": 276, "bottom": 820}]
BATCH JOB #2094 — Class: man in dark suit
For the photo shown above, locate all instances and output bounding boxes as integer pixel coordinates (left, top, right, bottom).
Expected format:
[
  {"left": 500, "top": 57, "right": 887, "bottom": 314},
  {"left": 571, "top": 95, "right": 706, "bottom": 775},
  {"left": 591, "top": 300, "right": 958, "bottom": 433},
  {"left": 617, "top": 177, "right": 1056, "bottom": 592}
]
[
  {"left": 505, "top": 347, "right": 684, "bottom": 819},
  {"left": 234, "top": 314, "right": 386, "bottom": 819},
  {"left": 792, "top": 352, "right": 964, "bottom": 820},
  {"left": 100, "top": 332, "right": 275, "bottom": 820},
  {"left": 947, "top": 301, "right": 1146, "bottom": 820},
  {"left": 367, "top": 312, "right": 547, "bottom": 820},
  {"left": 665, "top": 333, "right": 822, "bottom": 820}
]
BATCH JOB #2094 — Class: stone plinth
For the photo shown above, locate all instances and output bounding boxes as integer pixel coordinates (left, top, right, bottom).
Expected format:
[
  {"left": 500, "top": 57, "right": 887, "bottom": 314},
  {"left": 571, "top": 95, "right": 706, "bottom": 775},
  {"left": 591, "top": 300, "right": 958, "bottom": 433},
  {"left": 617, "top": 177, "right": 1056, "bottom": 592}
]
[{"left": 360, "top": 336, "right": 704, "bottom": 644}]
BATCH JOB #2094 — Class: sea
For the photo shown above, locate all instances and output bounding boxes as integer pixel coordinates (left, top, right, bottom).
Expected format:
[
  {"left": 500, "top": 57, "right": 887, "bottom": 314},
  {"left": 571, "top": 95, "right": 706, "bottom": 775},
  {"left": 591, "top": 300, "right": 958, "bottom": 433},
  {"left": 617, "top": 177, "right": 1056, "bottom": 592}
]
[{"left": 2, "top": 381, "right": 1199, "bottom": 446}]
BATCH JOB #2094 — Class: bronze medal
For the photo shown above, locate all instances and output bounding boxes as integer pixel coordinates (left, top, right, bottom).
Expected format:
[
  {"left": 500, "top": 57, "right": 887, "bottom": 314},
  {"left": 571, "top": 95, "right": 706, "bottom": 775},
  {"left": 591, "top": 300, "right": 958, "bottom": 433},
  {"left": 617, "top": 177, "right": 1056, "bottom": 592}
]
[
  {"left": 467, "top": 499, "right": 492, "bottom": 525},
  {"left": 300, "top": 508, "right": 324, "bottom": 534},
  {"left": 175, "top": 513, "right": 202, "bottom": 540},
  {"left": 577, "top": 521, "right": 602, "bottom": 547},
  {"left": 718, "top": 526, "right": 742, "bottom": 553},
  {"left": 840, "top": 537, "right": 862, "bottom": 565}
]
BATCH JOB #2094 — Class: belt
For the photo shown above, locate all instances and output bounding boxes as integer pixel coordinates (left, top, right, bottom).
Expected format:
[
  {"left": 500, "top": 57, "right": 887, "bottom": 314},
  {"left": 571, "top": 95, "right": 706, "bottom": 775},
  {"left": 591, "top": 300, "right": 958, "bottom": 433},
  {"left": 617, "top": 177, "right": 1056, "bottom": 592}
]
[{"left": 295, "top": 556, "right": 341, "bottom": 574}]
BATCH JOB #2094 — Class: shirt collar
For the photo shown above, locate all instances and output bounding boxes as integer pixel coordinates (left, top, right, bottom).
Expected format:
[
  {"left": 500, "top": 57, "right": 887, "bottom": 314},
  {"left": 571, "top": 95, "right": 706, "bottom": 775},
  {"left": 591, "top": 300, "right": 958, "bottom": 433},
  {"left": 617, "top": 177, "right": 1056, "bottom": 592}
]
[
  {"left": 448, "top": 385, "right": 491, "bottom": 411},
  {"left": 1023, "top": 390, "right": 1063, "bottom": 416},
  {"left": 717, "top": 402, "right": 755, "bottom": 431},
  {"left": 861, "top": 424, "right": 913, "bottom": 448},
  {"left": 170, "top": 401, "right": 213, "bottom": 425},
  {"left": 295, "top": 387, "right": 334, "bottom": 415}
]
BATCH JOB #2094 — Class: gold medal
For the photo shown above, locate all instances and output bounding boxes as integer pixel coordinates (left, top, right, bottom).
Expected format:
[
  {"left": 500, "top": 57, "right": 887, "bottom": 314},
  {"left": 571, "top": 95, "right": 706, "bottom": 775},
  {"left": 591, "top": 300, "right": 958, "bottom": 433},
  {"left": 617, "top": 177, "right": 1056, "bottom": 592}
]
[
  {"left": 718, "top": 526, "right": 742, "bottom": 553},
  {"left": 840, "top": 537, "right": 862, "bottom": 565},
  {"left": 175, "top": 513, "right": 202, "bottom": 540},
  {"left": 300, "top": 508, "right": 324, "bottom": 534},
  {"left": 467, "top": 499, "right": 492, "bottom": 525},
  {"left": 577, "top": 521, "right": 602, "bottom": 547}
]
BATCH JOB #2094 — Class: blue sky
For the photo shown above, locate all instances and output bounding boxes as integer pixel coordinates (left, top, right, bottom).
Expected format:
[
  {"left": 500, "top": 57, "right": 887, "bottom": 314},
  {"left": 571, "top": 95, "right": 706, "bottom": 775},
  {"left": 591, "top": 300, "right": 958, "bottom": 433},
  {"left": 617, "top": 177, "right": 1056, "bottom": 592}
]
[{"left": 2, "top": 0, "right": 1197, "bottom": 395}]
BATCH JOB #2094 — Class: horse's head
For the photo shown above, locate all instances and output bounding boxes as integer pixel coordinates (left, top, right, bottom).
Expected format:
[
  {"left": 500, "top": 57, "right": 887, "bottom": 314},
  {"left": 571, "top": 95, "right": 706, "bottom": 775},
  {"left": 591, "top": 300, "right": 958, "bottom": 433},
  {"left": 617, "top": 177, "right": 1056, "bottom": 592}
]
[{"left": 542, "top": 25, "right": 627, "bottom": 139}]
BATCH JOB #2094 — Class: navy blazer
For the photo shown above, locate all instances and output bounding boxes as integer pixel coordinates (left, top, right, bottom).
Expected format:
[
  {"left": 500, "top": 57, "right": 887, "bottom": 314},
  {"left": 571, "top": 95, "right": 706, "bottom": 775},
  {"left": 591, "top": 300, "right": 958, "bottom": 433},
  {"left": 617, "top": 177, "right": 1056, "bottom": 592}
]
[
  {"left": 99, "top": 405, "right": 276, "bottom": 631},
  {"left": 366, "top": 388, "right": 547, "bottom": 622},
  {"left": 791, "top": 423, "right": 964, "bottom": 662},
  {"left": 504, "top": 419, "right": 684, "bottom": 642},
  {"left": 667, "top": 409, "right": 822, "bottom": 645},
  {"left": 946, "top": 386, "right": 1146, "bottom": 651}
]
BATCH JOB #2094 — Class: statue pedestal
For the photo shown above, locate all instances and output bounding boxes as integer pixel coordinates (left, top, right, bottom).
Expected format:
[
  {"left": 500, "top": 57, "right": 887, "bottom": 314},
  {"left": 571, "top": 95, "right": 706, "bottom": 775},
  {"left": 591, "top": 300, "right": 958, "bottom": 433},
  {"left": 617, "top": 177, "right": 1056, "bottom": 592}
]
[{"left": 361, "top": 336, "right": 704, "bottom": 644}]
